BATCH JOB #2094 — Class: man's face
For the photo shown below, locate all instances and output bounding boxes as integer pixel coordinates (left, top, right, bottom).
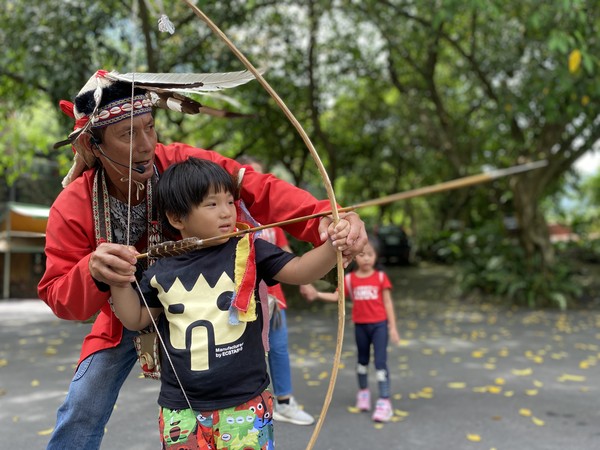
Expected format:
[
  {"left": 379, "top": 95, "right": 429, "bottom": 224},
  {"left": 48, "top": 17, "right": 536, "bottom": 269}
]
[{"left": 98, "top": 113, "right": 157, "bottom": 182}]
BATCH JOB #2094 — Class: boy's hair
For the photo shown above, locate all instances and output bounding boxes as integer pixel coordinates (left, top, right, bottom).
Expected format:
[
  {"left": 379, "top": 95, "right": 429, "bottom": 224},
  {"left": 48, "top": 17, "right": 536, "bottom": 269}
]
[{"left": 156, "top": 157, "right": 239, "bottom": 230}]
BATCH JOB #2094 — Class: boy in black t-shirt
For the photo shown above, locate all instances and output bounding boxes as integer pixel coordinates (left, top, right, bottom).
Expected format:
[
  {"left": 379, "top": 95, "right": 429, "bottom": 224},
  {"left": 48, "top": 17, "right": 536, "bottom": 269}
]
[{"left": 110, "top": 157, "right": 349, "bottom": 449}]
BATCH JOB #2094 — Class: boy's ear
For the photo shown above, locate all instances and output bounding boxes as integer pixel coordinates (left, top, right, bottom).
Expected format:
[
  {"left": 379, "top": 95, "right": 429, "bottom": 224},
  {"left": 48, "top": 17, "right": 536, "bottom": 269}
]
[{"left": 165, "top": 211, "right": 184, "bottom": 230}]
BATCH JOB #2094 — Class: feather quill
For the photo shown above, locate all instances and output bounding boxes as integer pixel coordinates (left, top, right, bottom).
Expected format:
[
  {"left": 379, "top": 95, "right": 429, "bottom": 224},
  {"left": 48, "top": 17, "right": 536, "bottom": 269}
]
[{"left": 148, "top": 91, "right": 253, "bottom": 118}]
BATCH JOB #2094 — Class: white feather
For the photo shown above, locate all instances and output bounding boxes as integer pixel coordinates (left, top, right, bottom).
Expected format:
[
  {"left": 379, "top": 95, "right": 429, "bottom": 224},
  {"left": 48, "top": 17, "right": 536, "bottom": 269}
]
[{"left": 106, "top": 70, "right": 262, "bottom": 92}]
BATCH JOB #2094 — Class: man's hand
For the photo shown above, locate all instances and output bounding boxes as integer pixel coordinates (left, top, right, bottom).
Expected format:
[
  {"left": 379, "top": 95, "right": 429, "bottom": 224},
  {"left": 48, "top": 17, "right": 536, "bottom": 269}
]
[
  {"left": 89, "top": 243, "right": 139, "bottom": 288},
  {"left": 319, "top": 212, "right": 367, "bottom": 267}
]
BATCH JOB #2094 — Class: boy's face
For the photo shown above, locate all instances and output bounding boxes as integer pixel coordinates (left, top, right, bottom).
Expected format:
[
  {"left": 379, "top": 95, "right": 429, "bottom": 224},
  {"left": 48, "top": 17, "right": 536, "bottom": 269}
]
[{"left": 168, "top": 188, "right": 237, "bottom": 244}]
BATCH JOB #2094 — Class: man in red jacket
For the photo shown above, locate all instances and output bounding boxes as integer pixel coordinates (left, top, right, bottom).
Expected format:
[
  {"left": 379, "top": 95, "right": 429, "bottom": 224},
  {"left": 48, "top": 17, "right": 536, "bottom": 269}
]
[{"left": 39, "top": 70, "right": 366, "bottom": 450}]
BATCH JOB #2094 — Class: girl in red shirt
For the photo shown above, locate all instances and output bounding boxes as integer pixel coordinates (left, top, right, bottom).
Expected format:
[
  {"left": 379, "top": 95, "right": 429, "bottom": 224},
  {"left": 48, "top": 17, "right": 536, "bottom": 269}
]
[{"left": 308, "top": 237, "right": 400, "bottom": 422}]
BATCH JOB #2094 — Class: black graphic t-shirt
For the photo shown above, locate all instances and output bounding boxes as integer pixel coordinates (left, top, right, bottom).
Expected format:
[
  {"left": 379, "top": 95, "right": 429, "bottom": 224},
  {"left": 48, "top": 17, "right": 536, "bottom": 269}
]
[{"left": 138, "top": 237, "right": 295, "bottom": 410}]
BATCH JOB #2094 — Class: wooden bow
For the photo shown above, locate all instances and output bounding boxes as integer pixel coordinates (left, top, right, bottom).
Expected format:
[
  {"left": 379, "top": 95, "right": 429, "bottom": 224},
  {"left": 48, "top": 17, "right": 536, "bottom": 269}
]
[{"left": 182, "top": 2, "right": 345, "bottom": 448}]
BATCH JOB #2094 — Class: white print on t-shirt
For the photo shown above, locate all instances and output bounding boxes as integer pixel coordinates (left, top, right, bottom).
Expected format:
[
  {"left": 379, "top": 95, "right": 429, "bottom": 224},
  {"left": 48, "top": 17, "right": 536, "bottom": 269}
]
[
  {"left": 352, "top": 285, "right": 380, "bottom": 301},
  {"left": 151, "top": 272, "right": 245, "bottom": 372},
  {"left": 215, "top": 343, "right": 244, "bottom": 358}
]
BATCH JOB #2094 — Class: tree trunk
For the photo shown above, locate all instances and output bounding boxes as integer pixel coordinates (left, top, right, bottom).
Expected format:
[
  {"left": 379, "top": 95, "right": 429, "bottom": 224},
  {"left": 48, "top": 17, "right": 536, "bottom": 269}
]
[{"left": 510, "top": 175, "right": 554, "bottom": 270}]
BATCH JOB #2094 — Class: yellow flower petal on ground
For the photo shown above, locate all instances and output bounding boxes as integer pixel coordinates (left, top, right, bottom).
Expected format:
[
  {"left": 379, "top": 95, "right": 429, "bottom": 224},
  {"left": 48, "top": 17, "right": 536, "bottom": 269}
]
[
  {"left": 447, "top": 382, "right": 467, "bottom": 389},
  {"left": 393, "top": 393, "right": 402, "bottom": 400},
  {"left": 395, "top": 409, "right": 409, "bottom": 417},
  {"left": 504, "top": 391, "right": 514, "bottom": 397},
  {"left": 37, "top": 428, "right": 54, "bottom": 436},
  {"left": 0, "top": 358, "right": 7, "bottom": 368},
  {"left": 347, "top": 406, "right": 361, "bottom": 414},
  {"left": 533, "top": 380, "right": 543, "bottom": 388},
  {"left": 512, "top": 368, "right": 532, "bottom": 376},
  {"left": 519, "top": 408, "right": 532, "bottom": 417},
  {"left": 45, "top": 346, "right": 57, "bottom": 355},
  {"left": 494, "top": 378, "right": 505, "bottom": 385},
  {"left": 487, "top": 386, "right": 502, "bottom": 394},
  {"left": 12, "top": 416, "right": 19, "bottom": 422},
  {"left": 466, "top": 433, "right": 481, "bottom": 442},
  {"left": 307, "top": 381, "right": 321, "bottom": 387},
  {"left": 557, "top": 374, "right": 586, "bottom": 383},
  {"left": 374, "top": 423, "right": 384, "bottom": 429},
  {"left": 317, "top": 371, "right": 329, "bottom": 380},
  {"left": 525, "top": 389, "right": 538, "bottom": 396},
  {"left": 31, "top": 379, "right": 40, "bottom": 387},
  {"left": 532, "top": 416, "right": 545, "bottom": 426},
  {"left": 472, "top": 350, "right": 485, "bottom": 358}
]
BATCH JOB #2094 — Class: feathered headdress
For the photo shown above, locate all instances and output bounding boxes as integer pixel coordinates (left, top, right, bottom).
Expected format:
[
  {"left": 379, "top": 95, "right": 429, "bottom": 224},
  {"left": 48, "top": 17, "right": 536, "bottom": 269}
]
[{"left": 56, "top": 69, "right": 259, "bottom": 186}]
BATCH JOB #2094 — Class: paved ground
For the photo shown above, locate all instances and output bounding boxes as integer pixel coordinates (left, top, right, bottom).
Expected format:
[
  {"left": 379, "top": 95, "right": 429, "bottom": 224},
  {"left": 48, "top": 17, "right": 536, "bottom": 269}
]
[{"left": 2, "top": 264, "right": 600, "bottom": 449}]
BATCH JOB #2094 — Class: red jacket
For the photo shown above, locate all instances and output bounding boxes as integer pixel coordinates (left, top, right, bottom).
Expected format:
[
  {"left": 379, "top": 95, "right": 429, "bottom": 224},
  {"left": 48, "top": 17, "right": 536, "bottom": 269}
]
[{"left": 38, "top": 143, "right": 330, "bottom": 364}]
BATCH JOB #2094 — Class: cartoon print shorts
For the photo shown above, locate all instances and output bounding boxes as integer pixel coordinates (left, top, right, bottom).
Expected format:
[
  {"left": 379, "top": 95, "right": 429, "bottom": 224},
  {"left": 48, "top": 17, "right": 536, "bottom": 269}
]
[{"left": 158, "top": 390, "right": 274, "bottom": 450}]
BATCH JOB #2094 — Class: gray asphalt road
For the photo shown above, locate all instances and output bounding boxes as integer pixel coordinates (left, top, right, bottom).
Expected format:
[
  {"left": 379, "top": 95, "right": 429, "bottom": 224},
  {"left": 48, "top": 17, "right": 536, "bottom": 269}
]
[{"left": 2, "top": 277, "right": 600, "bottom": 449}]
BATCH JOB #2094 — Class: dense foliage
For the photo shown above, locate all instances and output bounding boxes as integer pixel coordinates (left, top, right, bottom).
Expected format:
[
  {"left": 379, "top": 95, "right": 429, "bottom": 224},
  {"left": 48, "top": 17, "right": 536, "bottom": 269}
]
[{"left": 1, "top": 0, "right": 598, "bottom": 307}]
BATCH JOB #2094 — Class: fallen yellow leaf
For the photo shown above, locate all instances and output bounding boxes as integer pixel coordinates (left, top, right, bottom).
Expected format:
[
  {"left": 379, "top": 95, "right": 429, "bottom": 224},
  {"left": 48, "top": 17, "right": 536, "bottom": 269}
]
[
  {"left": 466, "top": 433, "right": 481, "bottom": 442},
  {"left": 532, "top": 416, "right": 545, "bottom": 426},
  {"left": 37, "top": 428, "right": 54, "bottom": 436},
  {"left": 519, "top": 408, "right": 532, "bottom": 417},
  {"left": 512, "top": 368, "right": 533, "bottom": 376},
  {"left": 557, "top": 374, "right": 586, "bottom": 383}
]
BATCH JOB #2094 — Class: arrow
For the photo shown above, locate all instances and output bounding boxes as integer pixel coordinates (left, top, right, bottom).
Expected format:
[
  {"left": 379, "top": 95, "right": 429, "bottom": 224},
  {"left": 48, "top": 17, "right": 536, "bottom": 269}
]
[{"left": 137, "top": 159, "right": 547, "bottom": 259}]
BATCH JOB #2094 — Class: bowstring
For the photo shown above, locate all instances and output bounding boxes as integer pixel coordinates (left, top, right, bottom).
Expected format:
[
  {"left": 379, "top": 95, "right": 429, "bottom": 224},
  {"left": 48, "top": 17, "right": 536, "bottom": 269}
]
[{"left": 125, "top": 1, "right": 196, "bottom": 415}]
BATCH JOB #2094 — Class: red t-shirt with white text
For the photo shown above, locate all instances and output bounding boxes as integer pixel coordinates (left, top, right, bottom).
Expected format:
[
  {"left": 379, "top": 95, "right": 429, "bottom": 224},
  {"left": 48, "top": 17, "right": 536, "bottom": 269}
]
[{"left": 345, "top": 271, "right": 392, "bottom": 324}]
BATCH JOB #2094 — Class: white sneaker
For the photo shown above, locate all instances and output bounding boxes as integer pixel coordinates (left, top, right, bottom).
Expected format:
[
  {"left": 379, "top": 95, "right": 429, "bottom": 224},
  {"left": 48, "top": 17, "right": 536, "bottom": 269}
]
[{"left": 273, "top": 397, "right": 315, "bottom": 425}]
